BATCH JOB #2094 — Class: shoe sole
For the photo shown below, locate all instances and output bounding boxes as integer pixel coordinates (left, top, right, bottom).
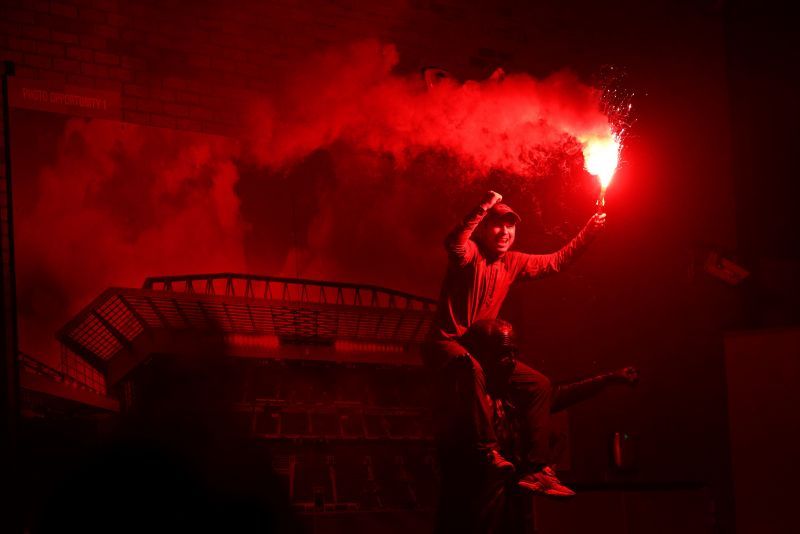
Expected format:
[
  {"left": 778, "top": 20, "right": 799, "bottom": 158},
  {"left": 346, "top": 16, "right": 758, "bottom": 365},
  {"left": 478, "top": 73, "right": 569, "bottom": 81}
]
[{"left": 518, "top": 481, "right": 575, "bottom": 498}]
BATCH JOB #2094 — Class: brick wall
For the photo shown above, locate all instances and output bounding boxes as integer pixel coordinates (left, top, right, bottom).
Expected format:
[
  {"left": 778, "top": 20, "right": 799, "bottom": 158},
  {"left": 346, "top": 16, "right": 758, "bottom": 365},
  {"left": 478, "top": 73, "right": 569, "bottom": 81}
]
[{"left": 0, "top": 0, "right": 531, "bottom": 137}]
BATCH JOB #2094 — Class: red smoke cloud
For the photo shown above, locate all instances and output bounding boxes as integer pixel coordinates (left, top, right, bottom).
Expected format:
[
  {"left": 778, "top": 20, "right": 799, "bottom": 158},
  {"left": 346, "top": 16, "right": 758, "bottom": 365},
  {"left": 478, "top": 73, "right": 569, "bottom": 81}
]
[
  {"left": 247, "top": 41, "right": 612, "bottom": 176},
  {"left": 15, "top": 117, "right": 244, "bottom": 362}
]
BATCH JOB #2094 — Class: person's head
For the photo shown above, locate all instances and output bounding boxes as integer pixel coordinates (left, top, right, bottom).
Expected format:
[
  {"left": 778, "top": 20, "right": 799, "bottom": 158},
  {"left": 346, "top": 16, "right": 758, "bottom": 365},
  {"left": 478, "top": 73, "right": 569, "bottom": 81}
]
[{"left": 475, "top": 203, "right": 521, "bottom": 257}]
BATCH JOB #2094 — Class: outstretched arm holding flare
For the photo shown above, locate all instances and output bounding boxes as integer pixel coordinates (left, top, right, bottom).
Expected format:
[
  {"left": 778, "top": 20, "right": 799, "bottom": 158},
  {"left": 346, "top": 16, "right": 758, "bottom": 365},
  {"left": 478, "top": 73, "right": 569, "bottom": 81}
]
[{"left": 513, "top": 211, "right": 606, "bottom": 280}]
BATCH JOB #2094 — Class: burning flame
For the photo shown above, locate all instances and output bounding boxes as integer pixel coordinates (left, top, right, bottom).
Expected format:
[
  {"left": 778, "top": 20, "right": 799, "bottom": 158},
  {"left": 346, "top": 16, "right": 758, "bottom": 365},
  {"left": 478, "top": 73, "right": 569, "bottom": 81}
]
[{"left": 582, "top": 135, "right": 620, "bottom": 191}]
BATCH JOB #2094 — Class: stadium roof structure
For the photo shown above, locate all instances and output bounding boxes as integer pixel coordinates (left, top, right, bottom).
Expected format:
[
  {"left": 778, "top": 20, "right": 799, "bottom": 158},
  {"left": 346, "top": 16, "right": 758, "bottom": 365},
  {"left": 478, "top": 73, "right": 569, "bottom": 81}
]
[
  {"left": 19, "top": 352, "right": 119, "bottom": 413},
  {"left": 58, "top": 274, "right": 438, "bottom": 383}
]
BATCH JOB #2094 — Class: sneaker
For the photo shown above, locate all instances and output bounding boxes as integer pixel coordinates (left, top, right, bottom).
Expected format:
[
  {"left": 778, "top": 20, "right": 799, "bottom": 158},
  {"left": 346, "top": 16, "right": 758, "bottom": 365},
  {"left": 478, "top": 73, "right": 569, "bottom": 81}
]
[
  {"left": 518, "top": 466, "right": 575, "bottom": 497},
  {"left": 485, "top": 448, "right": 515, "bottom": 473}
]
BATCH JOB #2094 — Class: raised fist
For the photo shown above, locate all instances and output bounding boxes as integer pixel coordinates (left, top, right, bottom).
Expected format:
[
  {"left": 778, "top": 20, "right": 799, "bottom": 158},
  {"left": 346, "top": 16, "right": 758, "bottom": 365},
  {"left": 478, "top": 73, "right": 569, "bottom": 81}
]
[{"left": 480, "top": 190, "right": 503, "bottom": 211}]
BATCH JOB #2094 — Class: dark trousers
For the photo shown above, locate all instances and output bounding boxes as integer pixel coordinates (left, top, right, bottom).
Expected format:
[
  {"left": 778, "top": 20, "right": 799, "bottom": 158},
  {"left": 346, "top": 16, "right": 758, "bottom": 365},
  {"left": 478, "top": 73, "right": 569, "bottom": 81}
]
[{"left": 425, "top": 337, "right": 553, "bottom": 470}]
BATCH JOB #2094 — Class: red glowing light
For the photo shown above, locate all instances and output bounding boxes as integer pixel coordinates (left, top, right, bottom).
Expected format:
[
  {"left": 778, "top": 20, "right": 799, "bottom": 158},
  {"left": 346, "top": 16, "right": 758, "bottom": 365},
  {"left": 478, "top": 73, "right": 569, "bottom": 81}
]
[{"left": 582, "top": 135, "right": 620, "bottom": 191}]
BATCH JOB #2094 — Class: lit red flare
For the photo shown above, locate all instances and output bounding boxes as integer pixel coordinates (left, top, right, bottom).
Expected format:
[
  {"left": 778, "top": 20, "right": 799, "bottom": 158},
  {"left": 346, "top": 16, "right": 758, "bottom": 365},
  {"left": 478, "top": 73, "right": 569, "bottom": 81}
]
[{"left": 582, "top": 134, "right": 620, "bottom": 194}]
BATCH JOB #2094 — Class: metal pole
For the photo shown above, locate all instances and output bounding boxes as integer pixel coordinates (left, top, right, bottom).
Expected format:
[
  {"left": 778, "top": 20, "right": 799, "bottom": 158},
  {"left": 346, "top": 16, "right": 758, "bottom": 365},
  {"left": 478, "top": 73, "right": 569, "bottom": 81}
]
[{"left": 1, "top": 60, "right": 21, "bottom": 534}]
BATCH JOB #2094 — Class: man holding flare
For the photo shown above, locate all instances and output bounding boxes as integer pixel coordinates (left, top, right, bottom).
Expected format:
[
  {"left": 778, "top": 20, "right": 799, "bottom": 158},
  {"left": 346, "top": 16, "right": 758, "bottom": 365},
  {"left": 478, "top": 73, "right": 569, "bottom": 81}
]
[{"left": 425, "top": 189, "right": 606, "bottom": 497}]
